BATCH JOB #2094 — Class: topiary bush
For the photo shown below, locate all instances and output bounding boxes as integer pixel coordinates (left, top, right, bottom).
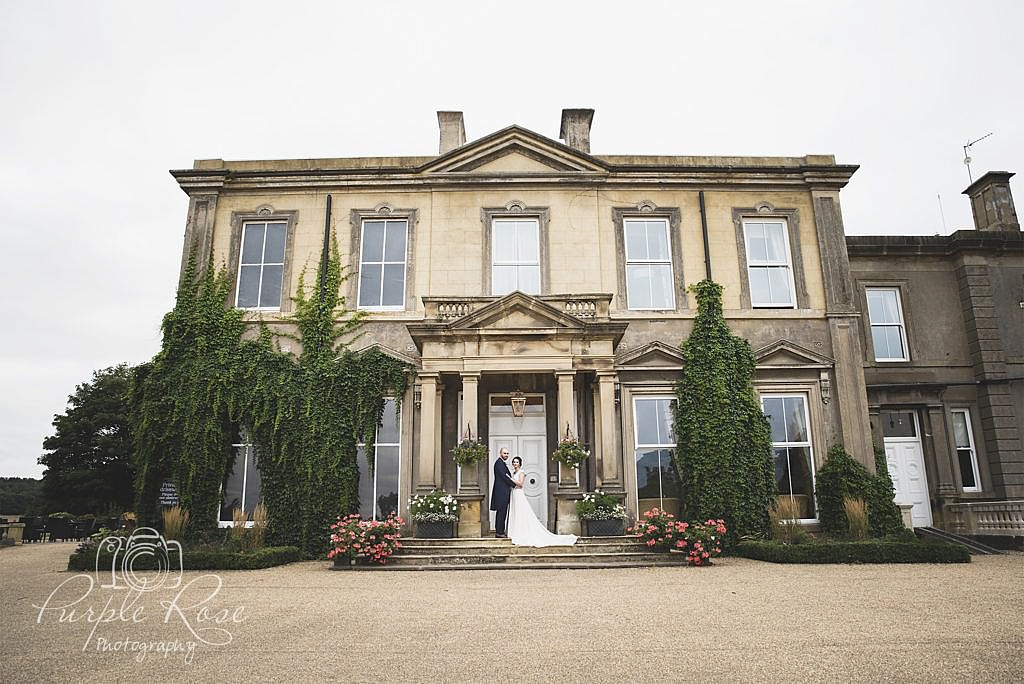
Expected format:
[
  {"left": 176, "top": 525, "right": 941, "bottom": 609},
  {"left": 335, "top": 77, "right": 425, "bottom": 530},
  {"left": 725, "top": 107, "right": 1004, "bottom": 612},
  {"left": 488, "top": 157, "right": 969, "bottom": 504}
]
[{"left": 816, "top": 444, "right": 905, "bottom": 538}]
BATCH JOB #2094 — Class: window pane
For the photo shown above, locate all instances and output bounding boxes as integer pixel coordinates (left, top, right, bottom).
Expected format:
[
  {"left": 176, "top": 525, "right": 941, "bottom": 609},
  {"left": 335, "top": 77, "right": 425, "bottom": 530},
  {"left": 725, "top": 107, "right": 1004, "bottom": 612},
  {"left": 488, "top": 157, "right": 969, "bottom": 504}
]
[
  {"left": 362, "top": 221, "right": 385, "bottom": 262},
  {"left": 492, "top": 265, "right": 516, "bottom": 295},
  {"left": 655, "top": 399, "right": 674, "bottom": 446},
  {"left": 871, "top": 326, "right": 892, "bottom": 359},
  {"left": 767, "top": 267, "right": 793, "bottom": 305},
  {"left": 649, "top": 264, "right": 674, "bottom": 309},
  {"left": 384, "top": 221, "right": 407, "bottom": 262},
  {"left": 867, "top": 289, "right": 901, "bottom": 325},
  {"left": 241, "top": 449, "right": 262, "bottom": 514},
  {"left": 357, "top": 447, "right": 374, "bottom": 519},
  {"left": 763, "top": 397, "right": 785, "bottom": 442},
  {"left": 493, "top": 223, "right": 516, "bottom": 261},
  {"left": 748, "top": 267, "right": 770, "bottom": 305},
  {"left": 764, "top": 222, "right": 788, "bottom": 263},
  {"left": 881, "top": 326, "right": 905, "bottom": 359},
  {"left": 381, "top": 264, "right": 405, "bottom": 306},
  {"left": 775, "top": 447, "right": 815, "bottom": 517},
  {"left": 240, "top": 224, "right": 265, "bottom": 264},
  {"left": 784, "top": 396, "right": 807, "bottom": 442},
  {"left": 358, "top": 264, "right": 382, "bottom": 307},
  {"left": 646, "top": 221, "right": 670, "bottom": 260},
  {"left": 375, "top": 446, "right": 400, "bottom": 519},
  {"left": 517, "top": 221, "right": 539, "bottom": 263},
  {"left": 635, "top": 448, "right": 662, "bottom": 498},
  {"left": 221, "top": 446, "right": 246, "bottom": 521},
  {"left": 263, "top": 223, "right": 287, "bottom": 263},
  {"left": 745, "top": 223, "right": 768, "bottom": 263},
  {"left": 881, "top": 411, "right": 916, "bottom": 438},
  {"left": 258, "top": 265, "right": 283, "bottom": 308},
  {"left": 659, "top": 449, "right": 682, "bottom": 499},
  {"left": 635, "top": 400, "right": 659, "bottom": 444},
  {"left": 625, "top": 221, "right": 648, "bottom": 260},
  {"left": 377, "top": 399, "right": 400, "bottom": 444},
  {"left": 951, "top": 411, "right": 970, "bottom": 448},
  {"left": 626, "top": 265, "right": 653, "bottom": 309},
  {"left": 514, "top": 265, "right": 538, "bottom": 294},
  {"left": 237, "top": 265, "right": 261, "bottom": 308},
  {"left": 957, "top": 449, "right": 977, "bottom": 489}
]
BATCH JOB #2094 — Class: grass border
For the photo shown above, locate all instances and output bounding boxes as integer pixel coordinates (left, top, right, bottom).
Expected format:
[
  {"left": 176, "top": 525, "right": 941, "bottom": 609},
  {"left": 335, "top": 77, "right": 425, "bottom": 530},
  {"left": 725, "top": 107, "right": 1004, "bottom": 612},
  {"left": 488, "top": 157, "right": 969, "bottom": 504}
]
[{"left": 735, "top": 539, "right": 970, "bottom": 564}]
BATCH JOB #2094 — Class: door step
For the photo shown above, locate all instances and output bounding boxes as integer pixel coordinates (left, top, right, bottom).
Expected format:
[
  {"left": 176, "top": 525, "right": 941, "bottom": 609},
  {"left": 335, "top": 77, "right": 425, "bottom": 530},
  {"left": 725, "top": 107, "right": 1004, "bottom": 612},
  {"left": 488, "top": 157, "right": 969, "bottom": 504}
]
[{"left": 915, "top": 527, "right": 1002, "bottom": 555}]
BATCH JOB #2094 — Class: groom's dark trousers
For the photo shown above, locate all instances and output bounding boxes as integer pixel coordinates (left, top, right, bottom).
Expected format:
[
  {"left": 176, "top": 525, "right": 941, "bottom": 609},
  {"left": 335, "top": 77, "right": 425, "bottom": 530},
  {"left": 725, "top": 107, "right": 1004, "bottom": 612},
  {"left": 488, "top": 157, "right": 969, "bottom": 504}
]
[{"left": 489, "top": 457, "right": 516, "bottom": 536}]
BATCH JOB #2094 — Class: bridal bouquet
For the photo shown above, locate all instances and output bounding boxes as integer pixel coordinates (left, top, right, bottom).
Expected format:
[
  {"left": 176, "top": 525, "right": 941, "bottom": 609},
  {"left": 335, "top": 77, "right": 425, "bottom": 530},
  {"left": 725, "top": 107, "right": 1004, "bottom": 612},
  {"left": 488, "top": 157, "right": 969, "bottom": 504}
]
[{"left": 551, "top": 424, "right": 589, "bottom": 469}]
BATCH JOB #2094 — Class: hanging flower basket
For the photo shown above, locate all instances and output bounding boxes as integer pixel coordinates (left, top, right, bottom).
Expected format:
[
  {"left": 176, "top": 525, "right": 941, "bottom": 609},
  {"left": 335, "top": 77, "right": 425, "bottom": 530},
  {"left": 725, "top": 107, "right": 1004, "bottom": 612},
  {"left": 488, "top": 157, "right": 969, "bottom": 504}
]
[
  {"left": 551, "top": 423, "right": 590, "bottom": 469},
  {"left": 451, "top": 424, "right": 488, "bottom": 466}
]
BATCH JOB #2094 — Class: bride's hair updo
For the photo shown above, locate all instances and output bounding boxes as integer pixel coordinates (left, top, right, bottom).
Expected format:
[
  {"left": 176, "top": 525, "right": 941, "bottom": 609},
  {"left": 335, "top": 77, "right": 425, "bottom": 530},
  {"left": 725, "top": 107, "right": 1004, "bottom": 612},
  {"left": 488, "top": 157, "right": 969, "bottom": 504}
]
[{"left": 511, "top": 456, "right": 522, "bottom": 467}]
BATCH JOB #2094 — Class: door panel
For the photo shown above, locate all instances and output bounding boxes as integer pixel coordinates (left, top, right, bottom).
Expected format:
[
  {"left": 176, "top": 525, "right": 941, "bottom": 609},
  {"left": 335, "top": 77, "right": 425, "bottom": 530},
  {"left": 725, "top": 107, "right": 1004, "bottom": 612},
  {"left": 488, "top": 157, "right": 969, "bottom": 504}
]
[{"left": 885, "top": 439, "right": 932, "bottom": 527}]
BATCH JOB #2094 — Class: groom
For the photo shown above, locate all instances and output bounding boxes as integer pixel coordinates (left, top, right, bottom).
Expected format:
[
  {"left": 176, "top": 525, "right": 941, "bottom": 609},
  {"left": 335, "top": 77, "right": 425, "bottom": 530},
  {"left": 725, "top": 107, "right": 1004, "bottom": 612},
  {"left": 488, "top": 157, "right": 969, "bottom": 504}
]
[{"left": 490, "top": 447, "right": 519, "bottom": 537}]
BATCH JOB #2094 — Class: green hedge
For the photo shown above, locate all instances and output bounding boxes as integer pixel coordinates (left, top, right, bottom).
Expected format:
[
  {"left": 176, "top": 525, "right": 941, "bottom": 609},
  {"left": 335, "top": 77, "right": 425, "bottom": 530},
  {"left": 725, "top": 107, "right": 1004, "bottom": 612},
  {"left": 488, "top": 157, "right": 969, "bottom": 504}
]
[
  {"left": 68, "top": 545, "right": 303, "bottom": 571},
  {"left": 736, "top": 539, "right": 970, "bottom": 564}
]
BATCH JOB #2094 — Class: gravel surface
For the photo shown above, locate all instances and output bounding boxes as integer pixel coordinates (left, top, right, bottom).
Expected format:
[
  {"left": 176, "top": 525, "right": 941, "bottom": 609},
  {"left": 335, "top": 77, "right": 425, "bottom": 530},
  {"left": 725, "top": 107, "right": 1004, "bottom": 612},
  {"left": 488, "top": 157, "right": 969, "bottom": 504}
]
[{"left": 2, "top": 542, "right": 1022, "bottom": 683}]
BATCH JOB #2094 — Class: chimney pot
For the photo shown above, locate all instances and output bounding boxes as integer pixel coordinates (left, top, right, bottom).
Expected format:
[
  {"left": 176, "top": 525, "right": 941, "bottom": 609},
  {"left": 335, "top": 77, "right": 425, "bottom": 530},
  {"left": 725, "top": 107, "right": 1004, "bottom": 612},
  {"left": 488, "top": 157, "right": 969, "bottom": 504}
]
[
  {"left": 559, "top": 108, "right": 594, "bottom": 154},
  {"left": 437, "top": 111, "right": 466, "bottom": 155},
  {"left": 962, "top": 171, "right": 1020, "bottom": 232}
]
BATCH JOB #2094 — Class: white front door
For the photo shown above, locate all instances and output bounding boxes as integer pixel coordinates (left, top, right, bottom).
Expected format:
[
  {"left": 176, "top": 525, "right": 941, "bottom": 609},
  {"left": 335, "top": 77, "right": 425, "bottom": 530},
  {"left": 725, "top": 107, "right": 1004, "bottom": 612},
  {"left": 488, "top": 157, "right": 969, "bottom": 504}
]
[
  {"left": 885, "top": 435, "right": 932, "bottom": 528},
  {"left": 488, "top": 396, "right": 547, "bottom": 529}
]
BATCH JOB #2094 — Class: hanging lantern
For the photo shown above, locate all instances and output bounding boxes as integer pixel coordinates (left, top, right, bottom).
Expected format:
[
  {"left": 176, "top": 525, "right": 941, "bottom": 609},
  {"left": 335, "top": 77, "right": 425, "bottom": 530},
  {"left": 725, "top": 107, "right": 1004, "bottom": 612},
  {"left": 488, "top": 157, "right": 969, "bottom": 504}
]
[{"left": 510, "top": 391, "right": 527, "bottom": 417}]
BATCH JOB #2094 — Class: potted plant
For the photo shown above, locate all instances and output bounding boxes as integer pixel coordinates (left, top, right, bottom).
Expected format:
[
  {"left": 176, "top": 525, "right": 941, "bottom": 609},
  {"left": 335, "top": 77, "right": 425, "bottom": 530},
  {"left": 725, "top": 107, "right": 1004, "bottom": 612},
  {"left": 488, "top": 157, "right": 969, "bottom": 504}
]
[
  {"left": 409, "top": 490, "right": 459, "bottom": 538},
  {"left": 628, "top": 508, "right": 727, "bottom": 566},
  {"left": 576, "top": 489, "right": 627, "bottom": 536},
  {"left": 551, "top": 423, "right": 589, "bottom": 469},
  {"left": 328, "top": 512, "right": 405, "bottom": 567},
  {"left": 451, "top": 424, "right": 489, "bottom": 466}
]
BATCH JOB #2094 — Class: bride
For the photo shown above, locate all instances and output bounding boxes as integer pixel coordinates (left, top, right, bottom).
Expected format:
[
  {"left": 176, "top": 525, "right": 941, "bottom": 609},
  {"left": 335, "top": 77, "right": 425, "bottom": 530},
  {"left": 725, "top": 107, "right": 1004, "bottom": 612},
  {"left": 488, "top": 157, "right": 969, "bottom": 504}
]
[{"left": 507, "top": 456, "right": 577, "bottom": 547}]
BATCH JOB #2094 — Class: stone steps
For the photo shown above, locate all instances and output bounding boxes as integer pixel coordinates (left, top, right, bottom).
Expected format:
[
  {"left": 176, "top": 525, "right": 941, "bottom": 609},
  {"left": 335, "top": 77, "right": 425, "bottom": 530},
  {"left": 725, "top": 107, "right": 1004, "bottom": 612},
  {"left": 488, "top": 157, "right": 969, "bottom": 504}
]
[{"left": 338, "top": 535, "right": 683, "bottom": 570}]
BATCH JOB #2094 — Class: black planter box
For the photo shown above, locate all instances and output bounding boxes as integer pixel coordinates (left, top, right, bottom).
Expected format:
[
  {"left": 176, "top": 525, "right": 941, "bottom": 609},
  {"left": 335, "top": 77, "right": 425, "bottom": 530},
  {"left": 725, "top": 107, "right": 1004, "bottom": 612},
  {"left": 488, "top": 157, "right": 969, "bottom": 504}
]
[
  {"left": 415, "top": 521, "right": 455, "bottom": 539},
  {"left": 584, "top": 518, "right": 625, "bottom": 536}
]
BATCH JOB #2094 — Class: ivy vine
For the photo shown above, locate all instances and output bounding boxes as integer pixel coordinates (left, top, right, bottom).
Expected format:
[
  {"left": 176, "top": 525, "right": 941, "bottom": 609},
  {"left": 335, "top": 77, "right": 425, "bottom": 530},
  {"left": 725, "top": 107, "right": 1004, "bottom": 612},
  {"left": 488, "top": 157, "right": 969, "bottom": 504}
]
[
  {"left": 131, "top": 244, "right": 410, "bottom": 556},
  {"left": 673, "top": 280, "right": 776, "bottom": 542}
]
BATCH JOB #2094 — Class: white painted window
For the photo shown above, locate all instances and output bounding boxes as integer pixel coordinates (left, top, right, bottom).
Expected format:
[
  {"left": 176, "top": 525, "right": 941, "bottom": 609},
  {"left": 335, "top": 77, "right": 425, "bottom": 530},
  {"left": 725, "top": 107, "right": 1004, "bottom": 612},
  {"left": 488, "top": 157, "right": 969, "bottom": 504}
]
[
  {"left": 866, "top": 287, "right": 909, "bottom": 361},
  {"left": 358, "top": 219, "right": 408, "bottom": 309},
  {"left": 633, "top": 397, "right": 682, "bottom": 513},
  {"left": 492, "top": 218, "right": 540, "bottom": 295},
  {"left": 743, "top": 219, "right": 796, "bottom": 307},
  {"left": 624, "top": 218, "right": 675, "bottom": 309},
  {"left": 357, "top": 398, "right": 401, "bottom": 520},
  {"left": 951, "top": 409, "right": 981, "bottom": 492},
  {"left": 220, "top": 436, "right": 262, "bottom": 524},
  {"left": 761, "top": 394, "right": 816, "bottom": 519},
  {"left": 236, "top": 221, "right": 287, "bottom": 309}
]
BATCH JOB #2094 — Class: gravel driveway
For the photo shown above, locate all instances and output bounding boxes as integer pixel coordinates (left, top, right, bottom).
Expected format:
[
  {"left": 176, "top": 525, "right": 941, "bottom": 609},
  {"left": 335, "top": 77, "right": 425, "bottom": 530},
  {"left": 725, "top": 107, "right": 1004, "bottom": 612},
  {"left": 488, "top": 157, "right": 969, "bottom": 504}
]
[{"left": 2, "top": 542, "right": 1021, "bottom": 683}]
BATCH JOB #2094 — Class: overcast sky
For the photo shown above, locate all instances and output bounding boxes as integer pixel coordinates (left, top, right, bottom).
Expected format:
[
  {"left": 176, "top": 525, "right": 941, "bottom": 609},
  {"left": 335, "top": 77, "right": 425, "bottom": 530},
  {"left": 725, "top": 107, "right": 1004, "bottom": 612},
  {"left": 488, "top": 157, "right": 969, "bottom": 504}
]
[{"left": 1, "top": 1, "right": 1021, "bottom": 480}]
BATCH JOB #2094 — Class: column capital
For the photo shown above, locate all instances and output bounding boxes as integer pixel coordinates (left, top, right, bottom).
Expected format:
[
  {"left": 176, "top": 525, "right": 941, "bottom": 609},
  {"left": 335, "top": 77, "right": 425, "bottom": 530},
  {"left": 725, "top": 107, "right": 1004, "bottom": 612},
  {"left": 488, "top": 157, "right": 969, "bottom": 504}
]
[
  {"left": 554, "top": 370, "right": 577, "bottom": 379},
  {"left": 417, "top": 371, "right": 441, "bottom": 383},
  {"left": 459, "top": 371, "right": 481, "bottom": 381},
  {"left": 596, "top": 370, "right": 618, "bottom": 381}
]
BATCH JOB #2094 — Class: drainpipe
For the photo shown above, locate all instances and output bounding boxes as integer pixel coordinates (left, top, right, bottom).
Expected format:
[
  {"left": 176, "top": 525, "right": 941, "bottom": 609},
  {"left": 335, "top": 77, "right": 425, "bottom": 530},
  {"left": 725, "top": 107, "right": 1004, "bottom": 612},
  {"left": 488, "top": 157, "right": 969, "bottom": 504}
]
[
  {"left": 699, "top": 191, "right": 712, "bottom": 281},
  {"left": 319, "top": 194, "right": 332, "bottom": 299}
]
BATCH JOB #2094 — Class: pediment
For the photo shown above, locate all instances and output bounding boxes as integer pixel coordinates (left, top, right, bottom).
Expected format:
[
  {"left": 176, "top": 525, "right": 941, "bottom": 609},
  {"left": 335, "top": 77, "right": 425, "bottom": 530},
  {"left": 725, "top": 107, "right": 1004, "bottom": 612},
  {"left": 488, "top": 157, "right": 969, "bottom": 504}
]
[
  {"left": 754, "top": 340, "right": 833, "bottom": 368},
  {"left": 351, "top": 343, "right": 420, "bottom": 368},
  {"left": 450, "top": 291, "right": 585, "bottom": 332},
  {"left": 419, "top": 125, "right": 607, "bottom": 174},
  {"left": 615, "top": 341, "right": 686, "bottom": 369}
]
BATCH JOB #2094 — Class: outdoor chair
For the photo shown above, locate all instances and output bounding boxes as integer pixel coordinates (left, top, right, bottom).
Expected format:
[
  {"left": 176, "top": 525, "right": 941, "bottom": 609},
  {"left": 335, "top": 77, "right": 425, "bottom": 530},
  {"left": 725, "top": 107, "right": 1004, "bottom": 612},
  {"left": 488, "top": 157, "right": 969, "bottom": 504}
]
[{"left": 45, "top": 517, "right": 75, "bottom": 542}]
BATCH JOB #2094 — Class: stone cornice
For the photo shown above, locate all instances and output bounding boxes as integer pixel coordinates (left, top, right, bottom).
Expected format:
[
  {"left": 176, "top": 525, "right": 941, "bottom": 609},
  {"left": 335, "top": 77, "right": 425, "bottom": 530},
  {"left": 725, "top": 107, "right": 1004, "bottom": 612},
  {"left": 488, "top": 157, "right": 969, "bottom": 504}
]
[{"left": 846, "top": 231, "right": 1024, "bottom": 257}]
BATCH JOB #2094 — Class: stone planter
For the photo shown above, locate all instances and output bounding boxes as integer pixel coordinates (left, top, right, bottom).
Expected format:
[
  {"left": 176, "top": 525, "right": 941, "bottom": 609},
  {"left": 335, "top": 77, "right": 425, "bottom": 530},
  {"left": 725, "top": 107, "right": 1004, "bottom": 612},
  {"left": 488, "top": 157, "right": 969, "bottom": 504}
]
[
  {"left": 332, "top": 556, "right": 356, "bottom": 570},
  {"left": 583, "top": 518, "right": 625, "bottom": 537},
  {"left": 415, "top": 521, "right": 455, "bottom": 539}
]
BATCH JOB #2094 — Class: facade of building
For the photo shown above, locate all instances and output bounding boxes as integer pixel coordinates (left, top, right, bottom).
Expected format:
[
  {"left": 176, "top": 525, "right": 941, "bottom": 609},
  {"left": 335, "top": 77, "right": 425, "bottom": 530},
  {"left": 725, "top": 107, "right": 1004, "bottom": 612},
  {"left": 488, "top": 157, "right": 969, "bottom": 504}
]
[{"left": 171, "top": 110, "right": 1022, "bottom": 538}]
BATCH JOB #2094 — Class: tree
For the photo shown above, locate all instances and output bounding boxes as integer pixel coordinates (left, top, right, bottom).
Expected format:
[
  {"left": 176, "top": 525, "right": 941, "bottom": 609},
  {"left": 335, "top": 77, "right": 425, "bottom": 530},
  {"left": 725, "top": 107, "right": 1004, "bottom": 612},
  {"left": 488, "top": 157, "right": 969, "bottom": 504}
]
[
  {"left": 39, "top": 364, "right": 135, "bottom": 515},
  {"left": 673, "top": 280, "right": 776, "bottom": 541}
]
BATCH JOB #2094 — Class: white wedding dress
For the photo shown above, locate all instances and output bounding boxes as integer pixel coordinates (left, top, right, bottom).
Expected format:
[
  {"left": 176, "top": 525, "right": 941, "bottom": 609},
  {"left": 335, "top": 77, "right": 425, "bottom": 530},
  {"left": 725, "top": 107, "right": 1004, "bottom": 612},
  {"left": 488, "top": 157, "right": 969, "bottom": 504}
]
[{"left": 507, "top": 469, "right": 578, "bottom": 547}]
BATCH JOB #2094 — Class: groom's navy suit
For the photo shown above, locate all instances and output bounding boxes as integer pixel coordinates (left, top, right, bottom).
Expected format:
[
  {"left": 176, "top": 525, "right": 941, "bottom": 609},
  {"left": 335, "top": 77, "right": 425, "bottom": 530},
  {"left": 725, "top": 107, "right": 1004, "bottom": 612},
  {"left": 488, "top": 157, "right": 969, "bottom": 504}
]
[{"left": 489, "top": 456, "right": 517, "bottom": 537}]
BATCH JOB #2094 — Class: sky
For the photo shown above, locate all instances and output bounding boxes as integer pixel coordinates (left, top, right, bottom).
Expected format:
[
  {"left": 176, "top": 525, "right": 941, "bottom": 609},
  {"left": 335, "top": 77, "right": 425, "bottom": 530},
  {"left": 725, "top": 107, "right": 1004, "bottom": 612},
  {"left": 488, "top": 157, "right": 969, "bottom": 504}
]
[{"left": 1, "top": 1, "right": 1021, "bottom": 479}]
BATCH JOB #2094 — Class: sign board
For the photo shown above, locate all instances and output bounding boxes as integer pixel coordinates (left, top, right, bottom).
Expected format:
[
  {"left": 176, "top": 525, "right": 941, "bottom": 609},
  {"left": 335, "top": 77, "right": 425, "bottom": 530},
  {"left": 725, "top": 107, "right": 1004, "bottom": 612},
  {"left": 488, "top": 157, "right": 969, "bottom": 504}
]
[{"left": 158, "top": 481, "right": 179, "bottom": 507}]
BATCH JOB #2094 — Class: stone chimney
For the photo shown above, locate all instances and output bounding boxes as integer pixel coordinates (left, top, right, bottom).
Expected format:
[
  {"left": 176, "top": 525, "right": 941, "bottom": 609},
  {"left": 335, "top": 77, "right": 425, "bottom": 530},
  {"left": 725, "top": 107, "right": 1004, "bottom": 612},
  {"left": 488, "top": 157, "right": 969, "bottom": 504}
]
[
  {"left": 963, "top": 171, "right": 1020, "bottom": 231},
  {"left": 559, "top": 108, "right": 594, "bottom": 154},
  {"left": 437, "top": 111, "right": 466, "bottom": 155}
]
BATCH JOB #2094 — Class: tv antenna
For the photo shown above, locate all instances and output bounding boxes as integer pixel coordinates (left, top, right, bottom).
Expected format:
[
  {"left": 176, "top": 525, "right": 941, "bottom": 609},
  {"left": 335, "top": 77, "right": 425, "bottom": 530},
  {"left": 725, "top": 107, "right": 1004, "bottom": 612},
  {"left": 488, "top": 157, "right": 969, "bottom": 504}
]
[{"left": 963, "top": 132, "right": 993, "bottom": 183}]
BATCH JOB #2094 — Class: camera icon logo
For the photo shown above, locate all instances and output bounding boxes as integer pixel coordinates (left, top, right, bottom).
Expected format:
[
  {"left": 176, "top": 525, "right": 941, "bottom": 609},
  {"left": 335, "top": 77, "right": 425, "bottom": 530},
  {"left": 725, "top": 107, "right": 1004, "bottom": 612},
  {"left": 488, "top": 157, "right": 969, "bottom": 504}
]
[{"left": 95, "top": 527, "right": 183, "bottom": 591}]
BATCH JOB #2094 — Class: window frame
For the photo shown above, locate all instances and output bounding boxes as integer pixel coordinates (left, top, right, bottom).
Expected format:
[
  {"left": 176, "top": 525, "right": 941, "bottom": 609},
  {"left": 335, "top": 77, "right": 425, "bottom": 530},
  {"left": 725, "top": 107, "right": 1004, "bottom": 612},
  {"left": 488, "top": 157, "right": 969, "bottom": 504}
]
[
  {"left": 732, "top": 206, "right": 807, "bottom": 310},
  {"left": 481, "top": 206, "right": 550, "bottom": 296},
  {"left": 490, "top": 217, "right": 541, "bottom": 295},
  {"left": 622, "top": 217, "right": 676, "bottom": 310},
  {"left": 228, "top": 209, "right": 298, "bottom": 313},
  {"left": 612, "top": 207, "right": 685, "bottom": 313},
  {"left": 760, "top": 392, "right": 817, "bottom": 522},
  {"left": 950, "top": 408, "right": 982, "bottom": 493},
  {"left": 349, "top": 207, "right": 419, "bottom": 313},
  {"left": 631, "top": 395, "right": 681, "bottom": 512},
  {"left": 355, "top": 218, "right": 410, "bottom": 311},
  {"left": 865, "top": 286, "right": 911, "bottom": 362},
  {"left": 219, "top": 435, "right": 261, "bottom": 528},
  {"left": 742, "top": 219, "right": 798, "bottom": 308},
  {"left": 356, "top": 397, "right": 402, "bottom": 521}
]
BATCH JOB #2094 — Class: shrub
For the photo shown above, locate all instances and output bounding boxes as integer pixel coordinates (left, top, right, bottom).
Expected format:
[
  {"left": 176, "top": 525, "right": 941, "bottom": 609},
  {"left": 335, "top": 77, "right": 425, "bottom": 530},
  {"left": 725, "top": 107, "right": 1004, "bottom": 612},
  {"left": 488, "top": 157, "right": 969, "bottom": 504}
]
[
  {"left": 161, "top": 505, "right": 189, "bottom": 541},
  {"left": 868, "top": 442, "right": 905, "bottom": 538},
  {"left": 817, "top": 444, "right": 905, "bottom": 538},
  {"left": 735, "top": 539, "right": 970, "bottom": 564},
  {"left": 328, "top": 512, "right": 404, "bottom": 565},
  {"left": 409, "top": 490, "right": 458, "bottom": 523},
  {"left": 844, "top": 497, "right": 869, "bottom": 541},
  {"left": 250, "top": 502, "right": 269, "bottom": 550},
  {"left": 769, "top": 497, "right": 810, "bottom": 544},
  {"left": 68, "top": 545, "right": 302, "bottom": 571},
  {"left": 576, "top": 490, "right": 626, "bottom": 520},
  {"left": 627, "top": 508, "right": 727, "bottom": 566}
]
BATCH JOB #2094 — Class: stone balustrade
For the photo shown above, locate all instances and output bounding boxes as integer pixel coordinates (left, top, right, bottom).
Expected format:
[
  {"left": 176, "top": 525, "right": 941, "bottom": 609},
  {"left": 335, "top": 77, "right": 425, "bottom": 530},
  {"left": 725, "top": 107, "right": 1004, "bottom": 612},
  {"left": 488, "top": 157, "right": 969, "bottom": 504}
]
[
  {"left": 423, "top": 293, "right": 613, "bottom": 322},
  {"left": 947, "top": 500, "right": 1024, "bottom": 536}
]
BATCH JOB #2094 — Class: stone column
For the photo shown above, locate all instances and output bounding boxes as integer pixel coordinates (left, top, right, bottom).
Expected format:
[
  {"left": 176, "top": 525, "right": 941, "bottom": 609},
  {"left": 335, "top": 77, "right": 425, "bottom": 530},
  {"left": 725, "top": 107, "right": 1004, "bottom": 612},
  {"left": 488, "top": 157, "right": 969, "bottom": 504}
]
[
  {"left": 926, "top": 403, "right": 957, "bottom": 528},
  {"left": 555, "top": 371, "right": 579, "bottom": 487},
  {"left": 416, "top": 373, "right": 440, "bottom": 493},
  {"left": 456, "top": 372, "right": 483, "bottom": 536},
  {"left": 596, "top": 371, "right": 622, "bottom": 489}
]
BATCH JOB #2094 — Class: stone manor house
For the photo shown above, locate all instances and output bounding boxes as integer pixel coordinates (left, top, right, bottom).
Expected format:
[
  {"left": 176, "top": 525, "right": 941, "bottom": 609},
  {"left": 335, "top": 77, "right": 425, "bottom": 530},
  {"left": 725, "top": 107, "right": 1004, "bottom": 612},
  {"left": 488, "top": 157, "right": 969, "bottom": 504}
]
[{"left": 171, "top": 109, "right": 1023, "bottom": 538}]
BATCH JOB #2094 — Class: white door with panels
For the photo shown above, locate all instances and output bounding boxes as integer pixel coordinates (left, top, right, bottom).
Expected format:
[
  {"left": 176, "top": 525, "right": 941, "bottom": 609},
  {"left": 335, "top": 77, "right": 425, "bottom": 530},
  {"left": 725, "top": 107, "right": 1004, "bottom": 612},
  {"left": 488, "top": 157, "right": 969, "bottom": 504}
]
[
  {"left": 487, "top": 394, "right": 547, "bottom": 529},
  {"left": 882, "top": 411, "right": 932, "bottom": 527}
]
